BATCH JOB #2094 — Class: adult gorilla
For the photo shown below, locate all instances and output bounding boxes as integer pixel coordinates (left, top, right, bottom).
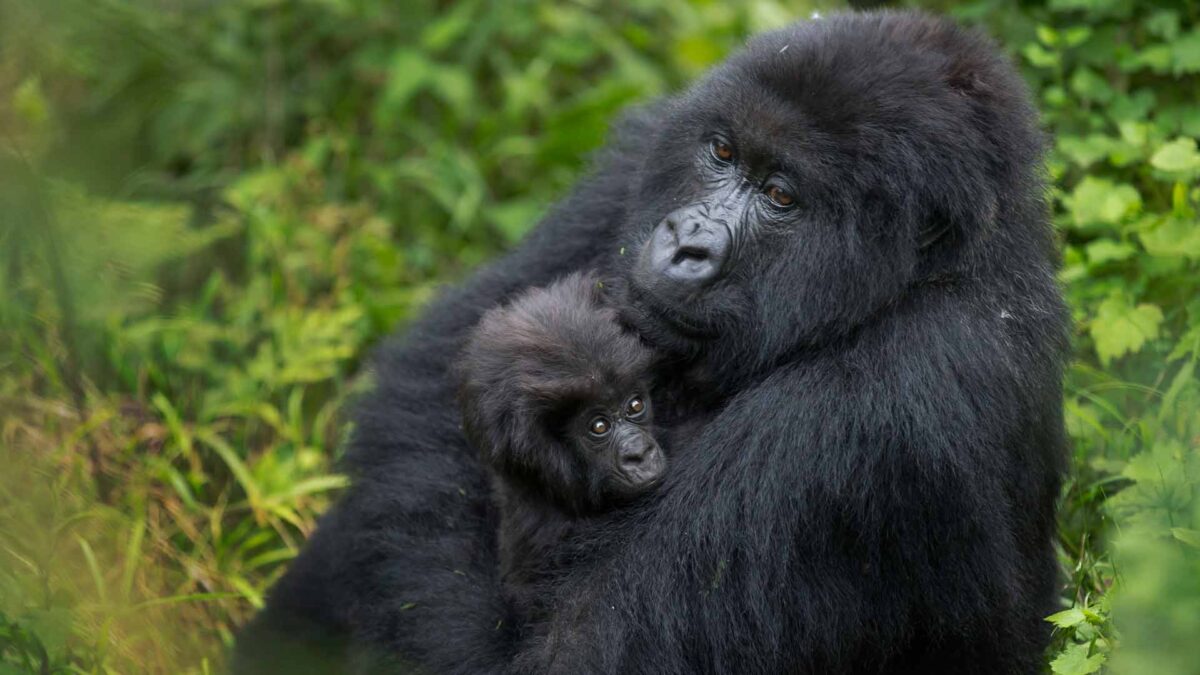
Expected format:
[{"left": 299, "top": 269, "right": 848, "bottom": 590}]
[{"left": 235, "top": 10, "right": 1067, "bottom": 675}]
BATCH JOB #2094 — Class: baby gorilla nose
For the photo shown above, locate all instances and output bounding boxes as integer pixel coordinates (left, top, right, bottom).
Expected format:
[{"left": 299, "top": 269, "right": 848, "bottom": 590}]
[
  {"left": 644, "top": 205, "right": 730, "bottom": 289},
  {"left": 617, "top": 435, "right": 666, "bottom": 487}
]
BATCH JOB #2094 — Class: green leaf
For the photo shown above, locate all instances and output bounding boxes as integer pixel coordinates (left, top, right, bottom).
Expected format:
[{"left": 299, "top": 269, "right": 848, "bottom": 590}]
[
  {"left": 121, "top": 518, "right": 147, "bottom": 602},
  {"left": 1043, "top": 86, "right": 1068, "bottom": 108},
  {"left": 1050, "top": 643, "right": 1105, "bottom": 675},
  {"left": 1117, "top": 120, "right": 1151, "bottom": 146},
  {"left": 1150, "top": 137, "right": 1200, "bottom": 173},
  {"left": 1069, "top": 68, "right": 1113, "bottom": 103},
  {"left": 1057, "top": 135, "right": 1121, "bottom": 167},
  {"left": 24, "top": 608, "right": 72, "bottom": 658},
  {"left": 195, "top": 428, "right": 263, "bottom": 516},
  {"left": 1065, "top": 177, "right": 1141, "bottom": 229},
  {"left": 1157, "top": 105, "right": 1200, "bottom": 137},
  {"left": 1047, "top": 608, "right": 1087, "bottom": 629},
  {"left": 1107, "top": 89, "right": 1155, "bottom": 123},
  {"left": 1084, "top": 239, "right": 1135, "bottom": 265},
  {"left": 1119, "top": 440, "right": 1182, "bottom": 485},
  {"left": 1146, "top": 10, "right": 1181, "bottom": 40},
  {"left": 1159, "top": 361, "right": 1195, "bottom": 418},
  {"left": 430, "top": 65, "right": 475, "bottom": 117},
  {"left": 1022, "top": 43, "right": 1060, "bottom": 69},
  {"left": 1171, "top": 527, "right": 1200, "bottom": 548},
  {"left": 1089, "top": 295, "right": 1163, "bottom": 365},
  {"left": 1132, "top": 44, "right": 1173, "bottom": 73},
  {"left": 1167, "top": 324, "right": 1200, "bottom": 361},
  {"left": 1172, "top": 30, "right": 1200, "bottom": 74},
  {"left": 420, "top": 0, "right": 477, "bottom": 52},
  {"left": 1139, "top": 217, "right": 1200, "bottom": 259},
  {"left": 1063, "top": 26, "right": 1091, "bottom": 47},
  {"left": 75, "top": 536, "right": 108, "bottom": 603},
  {"left": 375, "top": 49, "right": 434, "bottom": 119},
  {"left": 13, "top": 76, "right": 49, "bottom": 127},
  {"left": 1036, "top": 25, "right": 1058, "bottom": 46}
]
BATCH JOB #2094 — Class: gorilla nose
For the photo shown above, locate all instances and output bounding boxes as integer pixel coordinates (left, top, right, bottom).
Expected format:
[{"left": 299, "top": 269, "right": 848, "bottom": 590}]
[
  {"left": 645, "top": 209, "right": 729, "bottom": 287},
  {"left": 619, "top": 440, "right": 665, "bottom": 484},
  {"left": 619, "top": 443, "right": 648, "bottom": 466}
]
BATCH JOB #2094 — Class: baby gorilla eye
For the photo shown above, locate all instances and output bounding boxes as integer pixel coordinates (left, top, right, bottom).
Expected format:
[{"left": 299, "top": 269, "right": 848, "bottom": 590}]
[
  {"left": 626, "top": 396, "right": 646, "bottom": 418},
  {"left": 710, "top": 139, "right": 735, "bottom": 163},
  {"left": 765, "top": 185, "right": 795, "bottom": 207},
  {"left": 589, "top": 416, "right": 611, "bottom": 437}
]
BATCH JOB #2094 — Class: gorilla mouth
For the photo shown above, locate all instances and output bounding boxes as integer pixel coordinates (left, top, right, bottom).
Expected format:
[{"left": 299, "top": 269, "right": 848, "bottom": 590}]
[
  {"left": 604, "top": 470, "right": 665, "bottom": 501},
  {"left": 624, "top": 280, "right": 719, "bottom": 341}
]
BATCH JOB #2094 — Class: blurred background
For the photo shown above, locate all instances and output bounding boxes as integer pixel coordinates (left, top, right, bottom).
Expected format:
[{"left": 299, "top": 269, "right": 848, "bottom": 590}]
[{"left": 1, "top": 0, "right": 1197, "bottom": 672}]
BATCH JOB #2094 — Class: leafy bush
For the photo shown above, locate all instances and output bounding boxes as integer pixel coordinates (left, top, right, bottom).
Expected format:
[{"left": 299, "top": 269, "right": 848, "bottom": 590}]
[{"left": 1, "top": 0, "right": 1197, "bottom": 672}]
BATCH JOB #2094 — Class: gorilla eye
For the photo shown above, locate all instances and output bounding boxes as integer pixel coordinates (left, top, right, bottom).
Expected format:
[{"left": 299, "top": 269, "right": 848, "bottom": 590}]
[
  {"left": 710, "top": 139, "right": 735, "bottom": 163},
  {"left": 765, "top": 185, "right": 795, "bottom": 207},
  {"left": 626, "top": 396, "right": 646, "bottom": 418},
  {"left": 589, "top": 416, "right": 611, "bottom": 437}
]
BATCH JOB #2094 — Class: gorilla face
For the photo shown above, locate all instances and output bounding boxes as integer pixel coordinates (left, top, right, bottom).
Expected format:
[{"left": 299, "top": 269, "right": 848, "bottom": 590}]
[
  {"left": 618, "top": 18, "right": 1027, "bottom": 384},
  {"left": 635, "top": 131, "right": 799, "bottom": 293},
  {"left": 560, "top": 388, "right": 665, "bottom": 502}
]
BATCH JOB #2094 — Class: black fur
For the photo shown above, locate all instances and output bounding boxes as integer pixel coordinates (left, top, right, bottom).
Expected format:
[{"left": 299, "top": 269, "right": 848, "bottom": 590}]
[
  {"left": 455, "top": 271, "right": 663, "bottom": 617},
  {"left": 234, "top": 10, "right": 1067, "bottom": 675}
]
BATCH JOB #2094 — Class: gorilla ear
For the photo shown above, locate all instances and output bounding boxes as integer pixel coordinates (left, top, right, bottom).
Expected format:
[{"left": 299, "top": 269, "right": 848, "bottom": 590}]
[
  {"left": 938, "top": 26, "right": 998, "bottom": 101},
  {"left": 459, "top": 387, "right": 505, "bottom": 464},
  {"left": 918, "top": 194, "right": 998, "bottom": 258},
  {"left": 917, "top": 214, "right": 953, "bottom": 251},
  {"left": 946, "top": 67, "right": 986, "bottom": 98}
]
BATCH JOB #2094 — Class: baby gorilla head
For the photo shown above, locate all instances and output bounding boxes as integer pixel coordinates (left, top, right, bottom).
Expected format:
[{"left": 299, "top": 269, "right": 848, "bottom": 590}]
[
  {"left": 458, "top": 272, "right": 665, "bottom": 514},
  {"left": 579, "top": 391, "right": 663, "bottom": 491}
]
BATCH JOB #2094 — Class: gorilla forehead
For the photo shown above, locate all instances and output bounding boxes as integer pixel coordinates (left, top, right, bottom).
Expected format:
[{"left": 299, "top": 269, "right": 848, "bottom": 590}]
[
  {"left": 731, "top": 11, "right": 995, "bottom": 117},
  {"left": 681, "top": 10, "right": 1036, "bottom": 188},
  {"left": 479, "top": 275, "right": 653, "bottom": 399}
]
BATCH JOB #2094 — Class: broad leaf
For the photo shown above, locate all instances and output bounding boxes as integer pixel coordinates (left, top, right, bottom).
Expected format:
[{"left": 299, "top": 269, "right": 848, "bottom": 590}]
[
  {"left": 1089, "top": 295, "right": 1163, "bottom": 365},
  {"left": 1065, "top": 177, "right": 1141, "bottom": 229},
  {"left": 1085, "top": 239, "right": 1136, "bottom": 265},
  {"left": 1139, "top": 216, "right": 1200, "bottom": 258},
  {"left": 1150, "top": 137, "right": 1200, "bottom": 172},
  {"left": 1051, "top": 643, "right": 1105, "bottom": 675}
]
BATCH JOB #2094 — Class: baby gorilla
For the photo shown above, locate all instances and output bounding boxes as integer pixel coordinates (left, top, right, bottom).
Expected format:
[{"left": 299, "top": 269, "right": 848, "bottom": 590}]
[{"left": 457, "top": 272, "right": 666, "bottom": 603}]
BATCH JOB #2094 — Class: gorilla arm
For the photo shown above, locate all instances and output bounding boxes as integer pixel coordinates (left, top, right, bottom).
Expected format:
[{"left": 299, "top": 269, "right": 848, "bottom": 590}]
[{"left": 519, "top": 294, "right": 1063, "bottom": 675}]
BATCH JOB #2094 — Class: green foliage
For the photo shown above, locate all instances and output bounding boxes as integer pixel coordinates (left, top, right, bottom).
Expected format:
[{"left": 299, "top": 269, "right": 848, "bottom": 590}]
[
  {"left": 954, "top": 0, "right": 1200, "bottom": 671},
  {"left": 1, "top": 0, "right": 1197, "bottom": 672}
]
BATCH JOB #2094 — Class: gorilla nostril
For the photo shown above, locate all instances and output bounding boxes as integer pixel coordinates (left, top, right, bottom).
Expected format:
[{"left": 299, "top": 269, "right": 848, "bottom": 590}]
[{"left": 671, "top": 246, "right": 710, "bottom": 266}]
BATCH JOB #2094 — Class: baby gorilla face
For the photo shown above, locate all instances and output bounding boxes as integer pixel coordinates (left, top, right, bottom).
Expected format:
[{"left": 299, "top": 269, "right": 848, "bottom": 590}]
[
  {"left": 573, "top": 392, "right": 665, "bottom": 496},
  {"left": 458, "top": 271, "right": 667, "bottom": 513}
]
